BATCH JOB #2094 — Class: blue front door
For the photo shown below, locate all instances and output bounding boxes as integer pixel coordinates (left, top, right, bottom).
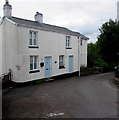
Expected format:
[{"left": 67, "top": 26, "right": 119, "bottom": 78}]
[
  {"left": 45, "top": 57, "right": 52, "bottom": 78},
  {"left": 69, "top": 56, "right": 73, "bottom": 73}
]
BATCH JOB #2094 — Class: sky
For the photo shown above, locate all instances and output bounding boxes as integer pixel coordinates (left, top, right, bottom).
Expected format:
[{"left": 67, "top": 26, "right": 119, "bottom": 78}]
[{"left": 0, "top": 0, "right": 118, "bottom": 43}]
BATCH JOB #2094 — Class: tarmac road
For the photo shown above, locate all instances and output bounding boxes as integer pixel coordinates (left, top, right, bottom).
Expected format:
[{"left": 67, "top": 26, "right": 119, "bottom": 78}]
[{"left": 2, "top": 73, "right": 118, "bottom": 118}]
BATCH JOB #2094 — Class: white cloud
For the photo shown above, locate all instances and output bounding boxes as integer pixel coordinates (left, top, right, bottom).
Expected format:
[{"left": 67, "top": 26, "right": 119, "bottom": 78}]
[{"left": 0, "top": 0, "right": 118, "bottom": 43}]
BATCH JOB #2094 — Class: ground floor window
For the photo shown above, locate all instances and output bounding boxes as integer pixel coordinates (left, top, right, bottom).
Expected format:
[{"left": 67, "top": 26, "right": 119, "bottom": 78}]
[
  {"left": 59, "top": 55, "right": 65, "bottom": 69},
  {"left": 30, "top": 55, "right": 39, "bottom": 71}
]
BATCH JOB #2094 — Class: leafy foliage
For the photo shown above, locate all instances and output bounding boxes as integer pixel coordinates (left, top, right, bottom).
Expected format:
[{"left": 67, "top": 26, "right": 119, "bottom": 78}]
[
  {"left": 87, "top": 43, "right": 107, "bottom": 68},
  {"left": 88, "top": 19, "right": 119, "bottom": 72},
  {"left": 97, "top": 19, "right": 119, "bottom": 68},
  {"left": 80, "top": 66, "right": 102, "bottom": 76}
]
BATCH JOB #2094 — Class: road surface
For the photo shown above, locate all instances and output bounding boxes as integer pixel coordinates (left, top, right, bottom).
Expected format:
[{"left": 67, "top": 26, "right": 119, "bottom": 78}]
[{"left": 3, "top": 73, "right": 118, "bottom": 118}]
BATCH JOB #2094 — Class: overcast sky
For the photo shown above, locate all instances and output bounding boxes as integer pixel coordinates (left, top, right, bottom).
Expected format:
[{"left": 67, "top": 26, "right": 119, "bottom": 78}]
[{"left": 0, "top": 0, "right": 118, "bottom": 43}]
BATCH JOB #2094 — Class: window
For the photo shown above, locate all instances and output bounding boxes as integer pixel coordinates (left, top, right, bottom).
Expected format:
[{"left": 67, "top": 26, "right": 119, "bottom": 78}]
[
  {"left": 30, "top": 56, "right": 39, "bottom": 72},
  {"left": 29, "top": 31, "right": 38, "bottom": 47},
  {"left": 66, "top": 36, "right": 71, "bottom": 48},
  {"left": 80, "top": 39, "right": 83, "bottom": 46},
  {"left": 59, "top": 55, "right": 65, "bottom": 69}
]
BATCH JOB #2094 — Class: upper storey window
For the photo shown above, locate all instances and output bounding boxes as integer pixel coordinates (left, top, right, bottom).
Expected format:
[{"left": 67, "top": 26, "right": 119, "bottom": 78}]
[
  {"left": 66, "top": 36, "right": 71, "bottom": 49},
  {"left": 29, "top": 31, "right": 38, "bottom": 48},
  {"left": 80, "top": 39, "right": 83, "bottom": 46}
]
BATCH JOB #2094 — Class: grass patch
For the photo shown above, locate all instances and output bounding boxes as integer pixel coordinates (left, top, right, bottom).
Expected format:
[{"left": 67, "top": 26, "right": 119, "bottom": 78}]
[{"left": 35, "top": 79, "right": 45, "bottom": 84}]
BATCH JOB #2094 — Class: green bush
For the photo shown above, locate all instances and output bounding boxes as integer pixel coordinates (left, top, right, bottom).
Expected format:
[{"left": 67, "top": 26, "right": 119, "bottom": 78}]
[
  {"left": 80, "top": 66, "right": 89, "bottom": 72},
  {"left": 80, "top": 66, "right": 101, "bottom": 76},
  {"left": 35, "top": 79, "right": 44, "bottom": 84}
]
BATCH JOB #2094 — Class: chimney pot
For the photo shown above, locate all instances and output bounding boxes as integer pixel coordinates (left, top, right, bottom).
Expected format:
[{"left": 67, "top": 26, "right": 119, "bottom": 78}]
[
  {"left": 35, "top": 12, "right": 43, "bottom": 23},
  {"left": 3, "top": 0, "right": 12, "bottom": 17}
]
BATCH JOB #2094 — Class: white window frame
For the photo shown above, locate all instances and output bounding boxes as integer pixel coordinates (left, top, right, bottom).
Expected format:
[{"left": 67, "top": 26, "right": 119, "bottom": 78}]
[
  {"left": 66, "top": 36, "right": 71, "bottom": 48},
  {"left": 30, "top": 55, "right": 39, "bottom": 71},
  {"left": 59, "top": 55, "right": 65, "bottom": 69},
  {"left": 29, "top": 31, "right": 38, "bottom": 47}
]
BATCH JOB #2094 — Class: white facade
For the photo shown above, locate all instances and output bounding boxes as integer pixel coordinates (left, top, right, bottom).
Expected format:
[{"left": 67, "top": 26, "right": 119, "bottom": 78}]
[
  {"left": 0, "top": 17, "right": 88, "bottom": 82},
  {"left": 0, "top": 1, "right": 88, "bottom": 83},
  {"left": 117, "top": 1, "right": 119, "bottom": 21}
]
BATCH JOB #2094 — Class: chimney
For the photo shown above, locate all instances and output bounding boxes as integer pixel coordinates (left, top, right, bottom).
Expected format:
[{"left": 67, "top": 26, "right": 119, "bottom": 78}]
[
  {"left": 35, "top": 12, "right": 43, "bottom": 23},
  {"left": 3, "top": 0, "right": 12, "bottom": 17},
  {"left": 117, "top": 1, "right": 119, "bottom": 21}
]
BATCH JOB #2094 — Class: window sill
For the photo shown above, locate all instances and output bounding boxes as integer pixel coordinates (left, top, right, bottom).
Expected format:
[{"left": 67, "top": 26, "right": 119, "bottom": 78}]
[
  {"left": 29, "top": 46, "right": 39, "bottom": 48},
  {"left": 66, "top": 47, "right": 72, "bottom": 49},
  {"left": 59, "top": 66, "right": 65, "bottom": 69},
  {"left": 29, "top": 70, "right": 40, "bottom": 73}
]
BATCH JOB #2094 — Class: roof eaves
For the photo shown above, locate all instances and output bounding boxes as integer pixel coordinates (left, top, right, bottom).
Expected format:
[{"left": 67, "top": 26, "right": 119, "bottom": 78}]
[
  {"left": 6, "top": 17, "right": 18, "bottom": 25},
  {"left": 9, "top": 16, "right": 83, "bottom": 37},
  {"left": 7, "top": 16, "right": 82, "bottom": 37},
  {"left": 81, "top": 34, "right": 89, "bottom": 40}
]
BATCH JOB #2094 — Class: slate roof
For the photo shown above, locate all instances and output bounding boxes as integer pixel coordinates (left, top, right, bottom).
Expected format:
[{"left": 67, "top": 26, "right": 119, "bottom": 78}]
[{"left": 8, "top": 16, "right": 88, "bottom": 39}]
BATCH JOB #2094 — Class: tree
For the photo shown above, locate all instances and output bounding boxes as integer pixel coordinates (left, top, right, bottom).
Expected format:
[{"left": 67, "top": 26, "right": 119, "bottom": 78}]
[
  {"left": 97, "top": 19, "right": 119, "bottom": 68},
  {"left": 88, "top": 43, "right": 107, "bottom": 68},
  {"left": 88, "top": 43, "right": 98, "bottom": 67}
]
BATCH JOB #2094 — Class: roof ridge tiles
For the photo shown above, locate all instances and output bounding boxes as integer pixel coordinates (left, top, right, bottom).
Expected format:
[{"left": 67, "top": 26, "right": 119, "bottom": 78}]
[{"left": 7, "top": 16, "right": 89, "bottom": 39}]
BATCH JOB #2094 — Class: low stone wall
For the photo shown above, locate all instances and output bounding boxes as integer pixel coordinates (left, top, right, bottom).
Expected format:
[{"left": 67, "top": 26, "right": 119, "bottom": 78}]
[
  {"left": 113, "top": 77, "right": 119, "bottom": 87},
  {"left": 80, "top": 67, "right": 102, "bottom": 76}
]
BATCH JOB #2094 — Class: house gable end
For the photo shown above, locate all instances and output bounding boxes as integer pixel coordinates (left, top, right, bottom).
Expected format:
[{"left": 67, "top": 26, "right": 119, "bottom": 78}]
[
  {"left": 0, "top": 17, "right": 17, "bottom": 26},
  {"left": 6, "top": 17, "right": 17, "bottom": 25}
]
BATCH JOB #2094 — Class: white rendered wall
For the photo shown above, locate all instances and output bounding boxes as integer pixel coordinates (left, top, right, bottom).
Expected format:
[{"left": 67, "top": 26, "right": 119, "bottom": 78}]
[
  {"left": 80, "top": 39, "right": 87, "bottom": 67},
  {"left": 15, "top": 26, "right": 80, "bottom": 82},
  {"left": 2, "top": 18, "right": 88, "bottom": 82},
  {"left": 2, "top": 18, "right": 18, "bottom": 81}
]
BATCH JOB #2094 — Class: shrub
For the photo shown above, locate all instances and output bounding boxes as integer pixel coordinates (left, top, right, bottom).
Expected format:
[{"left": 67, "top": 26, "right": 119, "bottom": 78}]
[
  {"left": 80, "top": 66, "right": 101, "bottom": 76},
  {"left": 35, "top": 79, "right": 44, "bottom": 84}
]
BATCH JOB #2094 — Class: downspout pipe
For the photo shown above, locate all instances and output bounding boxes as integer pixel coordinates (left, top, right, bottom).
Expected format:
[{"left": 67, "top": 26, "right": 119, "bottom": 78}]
[{"left": 78, "top": 36, "right": 80, "bottom": 76}]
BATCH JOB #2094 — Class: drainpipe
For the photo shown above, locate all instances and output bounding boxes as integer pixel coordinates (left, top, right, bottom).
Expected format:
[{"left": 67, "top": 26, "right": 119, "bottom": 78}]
[{"left": 78, "top": 36, "right": 80, "bottom": 76}]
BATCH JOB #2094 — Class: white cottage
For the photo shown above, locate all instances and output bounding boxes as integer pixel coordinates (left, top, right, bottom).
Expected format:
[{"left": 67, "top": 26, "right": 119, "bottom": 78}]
[{"left": 0, "top": 1, "right": 89, "bottom": 83}]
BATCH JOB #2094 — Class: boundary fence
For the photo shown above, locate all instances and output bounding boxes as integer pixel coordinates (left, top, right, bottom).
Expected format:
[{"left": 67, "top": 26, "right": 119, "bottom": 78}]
[{"left": 2, "top": 70, "right": 12, "bottom": 89}]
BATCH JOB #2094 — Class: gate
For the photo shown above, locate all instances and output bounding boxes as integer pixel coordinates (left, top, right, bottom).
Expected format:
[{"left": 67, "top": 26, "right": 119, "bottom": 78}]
[{"left": 2, "top": 70, "right": 12, "bottom": 89}]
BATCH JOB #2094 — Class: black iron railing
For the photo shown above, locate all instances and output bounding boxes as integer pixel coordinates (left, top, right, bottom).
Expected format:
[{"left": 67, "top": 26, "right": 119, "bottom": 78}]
[{"left": 2, "top": 70, "right": 12, "bottom": 89}]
